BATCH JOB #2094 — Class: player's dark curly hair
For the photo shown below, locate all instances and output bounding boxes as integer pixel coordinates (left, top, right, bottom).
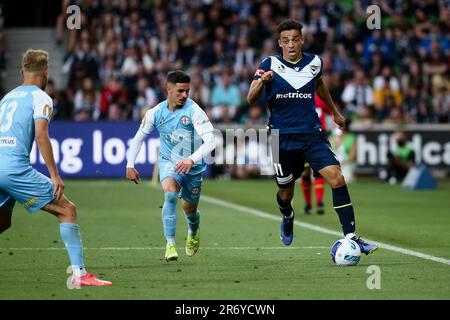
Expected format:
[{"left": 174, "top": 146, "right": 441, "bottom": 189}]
[
  {"left": 167, "top": 70, "right": 190, "bottom": 84},
  {"left": 277, "top": 19, "right": 303, "bottom": 37}
]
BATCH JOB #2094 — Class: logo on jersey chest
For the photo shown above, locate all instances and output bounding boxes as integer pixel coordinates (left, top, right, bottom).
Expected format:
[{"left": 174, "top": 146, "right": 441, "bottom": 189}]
[
  {"left": 275, "top": 92, "right": 313, "bottom": 99},
  {"left": 277, "top": 65, "right": 286, "bottom": 73},
  {"left": 180, "top": 116, "right": 191, "bottom": 126},
  {"left": 310, "top": 65, "right": 319, "bottom": 76}
]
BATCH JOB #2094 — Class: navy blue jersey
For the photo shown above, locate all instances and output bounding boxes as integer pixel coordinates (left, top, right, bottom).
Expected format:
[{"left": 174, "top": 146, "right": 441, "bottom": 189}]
[{"left": 253, "top": 53, "right": 323, "bottom": 134}]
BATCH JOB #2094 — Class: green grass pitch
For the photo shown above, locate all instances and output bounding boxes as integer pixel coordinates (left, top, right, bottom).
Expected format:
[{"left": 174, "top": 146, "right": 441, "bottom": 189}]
[{"left": 1, "top": 179, "right": 449, "bottom": 299}]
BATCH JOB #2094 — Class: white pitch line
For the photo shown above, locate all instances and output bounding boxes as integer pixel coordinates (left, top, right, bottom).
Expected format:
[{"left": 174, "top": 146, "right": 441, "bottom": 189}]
[
  {"left": 200, "top": 195, "right": 450, "bottom": 266},
  {"left": 42, "top": 181, "right": 450, "bottom": 266},
  {"left": 0, "top": 246, "right": 327, "bottom": 251}
]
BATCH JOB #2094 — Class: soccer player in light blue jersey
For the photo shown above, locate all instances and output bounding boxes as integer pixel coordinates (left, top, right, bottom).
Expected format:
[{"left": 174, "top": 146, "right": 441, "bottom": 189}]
[
  {"left": 0, "top": 49, "right": 111, "bottom": 287},
  {"left": 126, "top": 70, "right": 216, "bottom": 262}
]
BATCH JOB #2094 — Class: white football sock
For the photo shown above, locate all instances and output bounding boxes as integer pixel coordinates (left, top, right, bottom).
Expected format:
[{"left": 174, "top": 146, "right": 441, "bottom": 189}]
[{"left": 72, "top": 266, "right": 87, "bottom": 277}]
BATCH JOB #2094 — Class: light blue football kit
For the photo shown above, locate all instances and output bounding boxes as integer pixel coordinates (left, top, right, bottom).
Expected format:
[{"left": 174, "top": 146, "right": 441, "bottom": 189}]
[
  {"left": 0, "top": 85, "right": 54, "bottom": 212},
  {"left": 127, "top": 98, "right": 215, "bottom": 246},
  {"left": 134, "top": 98, "right": 214, "bottom": 204}
]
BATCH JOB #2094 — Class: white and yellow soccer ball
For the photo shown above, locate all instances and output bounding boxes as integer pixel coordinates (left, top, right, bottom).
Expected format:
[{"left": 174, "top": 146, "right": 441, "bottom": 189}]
[{"left": 330, "top": 238, "right": 361, "bottom": 266}]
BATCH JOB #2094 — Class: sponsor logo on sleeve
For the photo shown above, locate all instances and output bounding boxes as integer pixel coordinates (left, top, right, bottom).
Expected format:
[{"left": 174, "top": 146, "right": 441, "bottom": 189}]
[{"left": 254, "top": 69, "right": 266, "bottom": 77}]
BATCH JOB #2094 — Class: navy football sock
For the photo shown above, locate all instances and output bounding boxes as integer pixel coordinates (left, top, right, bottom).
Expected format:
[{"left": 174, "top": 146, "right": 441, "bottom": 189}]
[
  {"left": 332, "top": 185, "right": 356, "bottom": 235},
  {"left": 276, "top": 192, "right": 293, "bottom": 218}
]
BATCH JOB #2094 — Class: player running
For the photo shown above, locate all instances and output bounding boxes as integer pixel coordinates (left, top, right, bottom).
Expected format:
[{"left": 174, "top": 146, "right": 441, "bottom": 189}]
[
  {"left": 247, "top": 20, "right": 378, "bottom": 255},
  {"left": 126, "top": 70, "right": 215, "bottom": 262},
  {"left": 0, "top": 49, "right": 111, "bottom": 286}
]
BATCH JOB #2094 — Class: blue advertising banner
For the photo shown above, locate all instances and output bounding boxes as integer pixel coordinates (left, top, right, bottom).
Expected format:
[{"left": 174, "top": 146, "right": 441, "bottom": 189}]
[{"left": 31, "top": 121, "right": 160, "bottom": 178}]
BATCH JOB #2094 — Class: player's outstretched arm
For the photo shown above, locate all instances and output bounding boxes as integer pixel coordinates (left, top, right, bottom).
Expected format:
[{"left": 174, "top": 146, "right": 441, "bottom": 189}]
[
  {"left": 126, "top": 108, "right": 156, "bottom": 184},
  {"left": 315, "top": 77, "right": 345, "bottom": 129},
  {"left": 247, "top": 70, "right": 273, "bottom": 105},
  {"left": 126, "top": 129, "right": 148, "bottom": 184},
  {"left": 35, "top": 119, "right": 64, "bottom": 200}
]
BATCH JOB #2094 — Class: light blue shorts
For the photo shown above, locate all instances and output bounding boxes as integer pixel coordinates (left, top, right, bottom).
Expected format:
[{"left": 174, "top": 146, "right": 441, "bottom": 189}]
[
  {"left": 159, "top": 160, "right": 203, "bottom": 205},
  {"left": 0, "top": 167, "right": 55, "bottom": 213}
]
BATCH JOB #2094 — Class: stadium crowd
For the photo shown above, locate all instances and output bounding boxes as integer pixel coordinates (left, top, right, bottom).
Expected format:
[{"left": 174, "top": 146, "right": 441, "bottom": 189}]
[{"left": 44, "top": 0, "right": 449, "bottom": 126}]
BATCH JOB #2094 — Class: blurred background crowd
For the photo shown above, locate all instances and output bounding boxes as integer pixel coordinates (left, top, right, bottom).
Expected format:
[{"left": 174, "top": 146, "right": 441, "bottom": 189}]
[{"left": 0, "top": 0, "right": 449, "bottom": 127}]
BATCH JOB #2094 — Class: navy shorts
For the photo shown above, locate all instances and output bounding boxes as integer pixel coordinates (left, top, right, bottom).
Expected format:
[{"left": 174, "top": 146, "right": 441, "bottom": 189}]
[{"left": 271, "top": 132, "right": 340, "bottom": 187}]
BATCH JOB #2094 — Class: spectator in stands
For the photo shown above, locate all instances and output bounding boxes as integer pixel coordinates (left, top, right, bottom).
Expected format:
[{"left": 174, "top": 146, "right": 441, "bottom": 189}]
[
  {"left": 74, "top": 77, "right": 100, "bottom": 121},
  {"left": 362, "top": 29, "right": 394, "bottom": 66},
  {"left": 400, "top": 60, "right": 424, "bottom": 93},
  {"left": 432, "top": 85, "right": 450, "bottom": 123},
  {"left": 189, "top": 73, "right": 210, "bottom": 109},
  {"left": 333, "top": 44, "right": 353, "bottom": 78},
  {"left": 100, "top": 77, "right": 127, "bottom": 119},
  {"left": 100, "top": 56, "right": 122, "bottom": 83},
  {"left": 132, "top": 77, "right": 157, "bottom": 121},
  {"left": 234, "top": 36, "right": 255, "bottom": 75},
  {"left": 210, "top": 69, "right": 241, "bottom": 123},
  {"left": 260, "top": 38, "right": 277, "bottom": 58},
  {"left": 415, "top": 99, "right": 435, "bottom": 124},
  {"left": 373, "top": 65, "right": 403, "bottom": 111},
  {"left": 65, "top": 39, "right": 100, "bottom": 90},
  {"left": 383, "top": 105, "right": 405, "bottom": 125},
  {"left": 240, "top": 104, "right": 267, "bottom": 126},
  {"left": 423, "top": 40, "right": 448, "bottom": 91},
  {"left": 352, "top": 105, "right": 376, "bottom": 129},
  {"left": 45, "top": 79, "right": 72, "bottom": 120},
  {"left": 108, "top": 103, "right": 123, "bottom": 121},
  {"left": 49, "top": 0, "right": 447, "bottom": 128},
  {"left": 403, "top": 86, "right": 429, "bottom": 123},
  {"left": 341, "top": 69, "right": 374, "bottom": 116}
]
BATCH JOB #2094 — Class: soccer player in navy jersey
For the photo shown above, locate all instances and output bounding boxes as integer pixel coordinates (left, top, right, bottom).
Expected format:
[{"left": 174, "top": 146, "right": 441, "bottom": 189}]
[{"left": 247, "top": 20, "right": 378, "bottom": 255}]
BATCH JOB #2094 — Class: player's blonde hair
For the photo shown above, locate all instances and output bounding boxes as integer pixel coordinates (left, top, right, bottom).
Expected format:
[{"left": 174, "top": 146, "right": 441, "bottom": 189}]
[{"left": 22, "top": 49, "right": 49, "bottom": 73}]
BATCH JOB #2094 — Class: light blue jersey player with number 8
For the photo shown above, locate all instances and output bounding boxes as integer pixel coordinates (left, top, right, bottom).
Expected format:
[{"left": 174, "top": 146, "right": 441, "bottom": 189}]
[{"left": 0, "top": 49, "right": 111, "bottom": 287}]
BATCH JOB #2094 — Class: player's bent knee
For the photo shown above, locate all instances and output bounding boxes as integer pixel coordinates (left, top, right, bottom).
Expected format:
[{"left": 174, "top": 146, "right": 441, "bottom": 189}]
[
  {"left": 184, "top": 208, "right": 197, "bottom": 215},
  {"left": 278, "top": 188, "right": 294, "bottom": 203},
  {"left": 164, "top": 192, "right": 178, "bottom": 204},
  {"left": 60, "top": 201, "right": 77, "bottom": 222},
  {"left": 183, "top": 203, "right": 197, "bottom": 214},
  {"left": 329, "top": 172, "right": 346, "bottom": 189},
  {"left": 67, "top": 201, "right": 77, "bottom": 215}
]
